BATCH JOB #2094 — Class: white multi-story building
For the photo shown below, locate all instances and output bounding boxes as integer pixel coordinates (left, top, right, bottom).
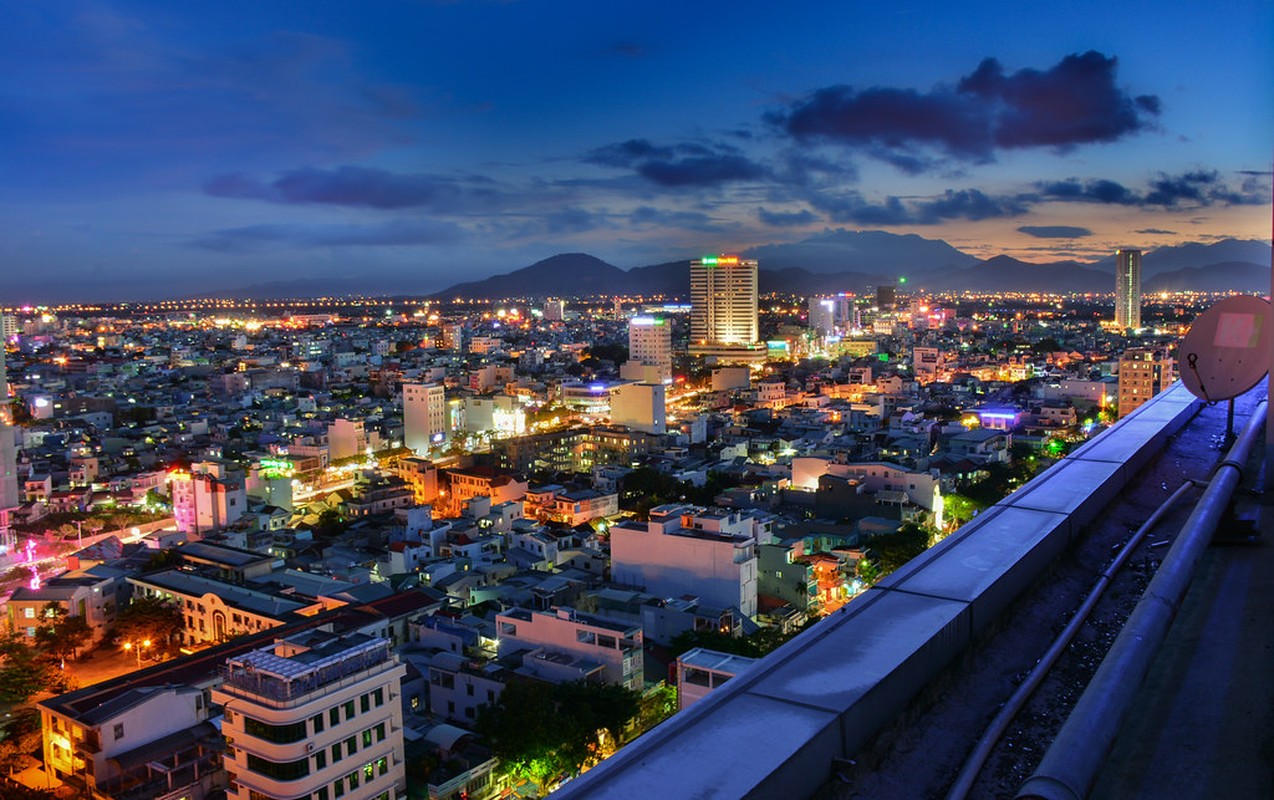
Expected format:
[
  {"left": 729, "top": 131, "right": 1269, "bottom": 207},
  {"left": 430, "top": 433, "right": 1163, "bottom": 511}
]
[
  {"left": 496, "top": 607, "right": 644, "bottom": 691},
  {"left": 328, "top": 418, "right": 367, "bottom": 462},
  {"left": 626, "top": 316, "right": 672, "bottom": 380},
  {"left": 610, "top": 504, "right": 760, "bottom": 618},
  {"left": 169, "top": 462, "right": 246, "bottom": 536},
  {"left": 609, "top": 382, "right": 666, "bottom": 434},
  {"left": 403, "top": 383, "right": 448, "bottom": 453},
  {"left": 214, "top": 631, "right": 407, "bottom": 800}
]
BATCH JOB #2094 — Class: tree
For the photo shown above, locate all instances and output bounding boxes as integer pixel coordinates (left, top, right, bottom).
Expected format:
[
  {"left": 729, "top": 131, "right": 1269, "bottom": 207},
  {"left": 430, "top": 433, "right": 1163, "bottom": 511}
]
[
  {"left": 33, "top": 603, "right": 93, "bottom": 664},
  {"left": 0, "top": 635, "right": 59, "bottom": 709},
  {"left": 476, "top": 679, "right": 641, "bottom": 794},
  {"left": 0, "top": 708, "right": 44, "bottom": 775},
  {"left": 865, "top": 523, "right": 932, "bottom": 576},
  {"left": 942, "top": 493, "right": 984, "bottom": 528},
  {"left": 112, "top": 595, "right": 184, "bottom": 656}
]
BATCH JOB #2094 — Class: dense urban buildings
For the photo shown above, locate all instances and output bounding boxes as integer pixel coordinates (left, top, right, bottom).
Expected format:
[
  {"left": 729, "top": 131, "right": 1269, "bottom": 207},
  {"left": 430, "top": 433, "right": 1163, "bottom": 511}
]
[
  {"left": 0, "top": 264, "right": 1257, "bottom": 800},
  {"left": 1114, "top": 247, "right": 1143, "bottom": 330}
]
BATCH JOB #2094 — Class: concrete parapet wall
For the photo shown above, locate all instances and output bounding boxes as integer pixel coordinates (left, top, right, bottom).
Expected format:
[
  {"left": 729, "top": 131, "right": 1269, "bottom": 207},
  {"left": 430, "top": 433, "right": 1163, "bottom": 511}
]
[{"left": 554, "top": 383, "right": 1202, "bottom": 800}]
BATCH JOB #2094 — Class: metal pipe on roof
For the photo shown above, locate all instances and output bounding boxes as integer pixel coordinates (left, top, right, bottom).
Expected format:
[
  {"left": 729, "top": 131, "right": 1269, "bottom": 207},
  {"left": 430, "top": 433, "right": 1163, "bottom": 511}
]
[
  {"left": 945, "top": 479, "right": 1200, "bottom": 800},
  {"left": 1017, "top": 398, "right": 1267, "bottom": 800}
]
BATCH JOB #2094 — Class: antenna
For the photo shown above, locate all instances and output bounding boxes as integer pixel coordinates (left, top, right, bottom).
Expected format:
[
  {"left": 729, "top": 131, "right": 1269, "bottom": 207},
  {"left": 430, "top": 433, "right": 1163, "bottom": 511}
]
[{"left": 1179, "top": 295, "right": 1270, "bottom": 403}]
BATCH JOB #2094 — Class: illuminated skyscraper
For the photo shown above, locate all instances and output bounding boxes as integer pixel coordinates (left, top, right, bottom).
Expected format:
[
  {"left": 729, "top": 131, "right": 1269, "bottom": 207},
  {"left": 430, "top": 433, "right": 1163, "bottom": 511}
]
[
  {"left": 1114, "top": 248, "right": 1142, "bottom": 330},
  {"left": 689, "top": 255, "right": 764, "bottom": 363}
]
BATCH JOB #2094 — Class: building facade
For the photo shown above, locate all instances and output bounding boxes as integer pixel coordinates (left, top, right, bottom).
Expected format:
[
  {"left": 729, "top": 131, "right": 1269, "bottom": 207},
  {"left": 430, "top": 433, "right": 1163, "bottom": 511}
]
[
  {"left": 610, "top": 504, "right": 760, "bottom": 618},
  {"left": 1118, "top": 346, "right": 1175, "bottom": 417},
  {"left": 214, "top": 632, "right": 407, "bottom": 800},
  {"left": 689, "top": 255, "right": 760, "bottom": 358},
  {"left": 403, "top": 382, "right": 448, "bottom": 453},
  {"left": 627, "top": 316, "right": 672, "bottom": 378},
  {"left": 1114, "top": 248, "right": 1142, "bottom": 330}
]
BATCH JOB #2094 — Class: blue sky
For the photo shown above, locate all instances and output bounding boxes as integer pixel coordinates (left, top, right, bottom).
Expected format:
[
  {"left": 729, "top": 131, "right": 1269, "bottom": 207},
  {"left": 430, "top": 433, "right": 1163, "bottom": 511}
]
[{"left": 1, "top": 0, "right": 1270, "bottom": 301}]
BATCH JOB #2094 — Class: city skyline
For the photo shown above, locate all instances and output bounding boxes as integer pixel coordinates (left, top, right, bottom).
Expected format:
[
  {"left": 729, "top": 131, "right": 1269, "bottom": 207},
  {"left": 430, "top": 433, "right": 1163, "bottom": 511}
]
[{"left": 2, "top": 0, "right": 1270, "bottom": 302}]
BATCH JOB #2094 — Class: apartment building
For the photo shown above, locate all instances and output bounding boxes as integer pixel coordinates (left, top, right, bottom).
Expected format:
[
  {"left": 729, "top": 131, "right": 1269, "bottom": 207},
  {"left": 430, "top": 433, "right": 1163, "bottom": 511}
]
[
  {"left": 213, "top": 631, "right": 406, "bottom": 800},
  {"left": 495, "top": 607, "right": 644, "bottom": 691}
]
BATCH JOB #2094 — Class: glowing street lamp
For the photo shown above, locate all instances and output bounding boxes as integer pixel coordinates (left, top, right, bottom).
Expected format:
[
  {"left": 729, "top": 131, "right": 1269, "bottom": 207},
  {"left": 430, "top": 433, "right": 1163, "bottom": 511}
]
[{"left": 122, "top": 639, "right": 152, "bottom": 667}]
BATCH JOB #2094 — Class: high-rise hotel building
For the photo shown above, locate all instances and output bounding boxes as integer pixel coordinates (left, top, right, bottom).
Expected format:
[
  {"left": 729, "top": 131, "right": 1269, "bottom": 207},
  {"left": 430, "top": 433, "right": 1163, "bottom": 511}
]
[
  {"left": 1114, "top": 248, "right": 1142, "bottom": 331},
  {"left": 689, "top": 255, "right": 765, "bottom": 364}
]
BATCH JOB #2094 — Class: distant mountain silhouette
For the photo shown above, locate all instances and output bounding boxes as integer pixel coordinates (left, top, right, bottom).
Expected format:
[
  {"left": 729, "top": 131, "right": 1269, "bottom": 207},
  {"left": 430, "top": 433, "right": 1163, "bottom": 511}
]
[
  {"left": 743, "top": 228, "right": 979, "bottom": 274},
  {"left": 912, "top": 255, "right": 1111, "bottom": 293},
  {"left": 1143, "top": 261, "right": 1271, "bottom": 293},
  {"left": 436, "top": 253, "right": 626, "bottom": 299},
  {"left": 1092, "top": 239, "right": 1272, "bottom": 276}
]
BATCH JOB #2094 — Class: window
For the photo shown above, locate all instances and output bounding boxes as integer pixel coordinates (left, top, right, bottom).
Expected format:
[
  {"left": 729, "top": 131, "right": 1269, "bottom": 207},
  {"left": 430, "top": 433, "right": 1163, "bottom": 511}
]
[
  {"left": 343, "top": 700, "right": 355, "bottom": 720},
  {"left": 245, "top": 754, "right": 310, "bottom": 781},
  {"left": 373, "top": 688, "right": 384, "bottom": 707},
  {"left": 332, "top": 743, "right": 342, "bottom": 762},
  {"left": 597, "top": 634, "right": 617, "bottom": 649},
  {"left": 334, "top": 779, "right": 345, "bottom": 798},
  {"left": 22, "top": 608, "right": 33, "bottom": 619},
  {"left": 345, "top": 736, "right": 357, "bottom": 755},
  {"left": 316, "top": 789, "right": 329, "bottom": 800},
  {"left": 330, "top": 708, "right": 340, "bottom": 726},
  {"left": 244, "top": 717, "right": 308, "bottom": 744},
  {"left": 375, "top": 722, "right": 385, "bottom": 742},
  {"left": 466, "top": 684, "right": 474, "bottom": 697},
  {"left": 312, "top": 714, "right": 324, "bottom": 734},
  {"left": 499, "top": 622, "right": 517, "bottom": 636},
  {"left": 363, "top": 762, "right": 375, "bottom": 782},
  {"left": 360, "top": 694, "right": 370, "bottom": 713},
  {"left": 315, "top": 751, "right": 327, "bottom": 770},
  {"left": 362, "top": 730, "right": 372, "bottom": 748},
  {"left": 576, "top": 630, "right": 596, "bottom": 645},
  {"left": 377, "top": 757, "right": 388, "bottom": 776},
  {"left": 113, "top": 723, "right": 124, "bottom": 740},
  {"left": 347, "top": 770, "right": 360, "bottom": 789}
]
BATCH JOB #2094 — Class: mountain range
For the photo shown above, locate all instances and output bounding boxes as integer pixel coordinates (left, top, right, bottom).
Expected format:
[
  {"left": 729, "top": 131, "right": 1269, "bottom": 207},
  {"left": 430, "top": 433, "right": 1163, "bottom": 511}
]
[{"left": 430, "top": 232, "right": 1271, "bottom": 300}]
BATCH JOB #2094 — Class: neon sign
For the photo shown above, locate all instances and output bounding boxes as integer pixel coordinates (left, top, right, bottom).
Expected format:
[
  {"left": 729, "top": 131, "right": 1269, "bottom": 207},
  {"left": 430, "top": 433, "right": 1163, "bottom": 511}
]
[{"left": 700, "top": 255, "right": 740, "bottom": 266}]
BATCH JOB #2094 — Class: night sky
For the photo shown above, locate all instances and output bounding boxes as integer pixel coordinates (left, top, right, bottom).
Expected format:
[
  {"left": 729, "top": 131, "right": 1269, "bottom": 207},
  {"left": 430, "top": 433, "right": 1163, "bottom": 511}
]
[{"left": 2, "top": 0, "right": 1271, "bottom": 302}]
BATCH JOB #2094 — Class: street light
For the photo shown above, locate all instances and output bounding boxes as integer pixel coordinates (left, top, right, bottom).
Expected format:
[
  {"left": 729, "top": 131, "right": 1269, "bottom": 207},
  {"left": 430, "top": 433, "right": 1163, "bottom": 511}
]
[{"left": 122, "top": 639, "right": 151, "bottom": 667}]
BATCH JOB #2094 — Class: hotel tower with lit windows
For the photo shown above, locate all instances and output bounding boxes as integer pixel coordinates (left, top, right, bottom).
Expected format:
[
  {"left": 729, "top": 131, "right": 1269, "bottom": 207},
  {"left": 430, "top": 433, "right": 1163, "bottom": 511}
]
[
  {"left": 688, "top": 255, "right": 766, "bottom": 364},
  {"left": 1114, "top": 247, "right": 1142, "bottom": 331}
]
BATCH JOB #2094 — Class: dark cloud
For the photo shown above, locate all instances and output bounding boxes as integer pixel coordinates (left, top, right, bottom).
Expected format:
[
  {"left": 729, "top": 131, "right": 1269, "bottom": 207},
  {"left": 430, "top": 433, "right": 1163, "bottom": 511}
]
[
  {"left": 1017, "top": 225, "right": 1093, "bottom": 238},
  {"left": 205, "top": 166, "right": 499, "bottom": 210},
  {"left": 586, "top": 138, "right": 765, "bottom": 187},
  {"left": 630, "top": 206, "right": 726, "bottom": 232},
  {"left": 758, "top": 207, "right": 819, "bottom": 227},
  {"left": 1135, "top": 228, "right": 1176, "bottom": 235},
  {"left": 807, "top": 188, "right": 1028, "bottom": 226},
  {"left": 542, "top": 207, "right": 606, "bottom": 234},
  {"left": 192, "top": 219, "right": 463, "bottom": 251},
  {"left": 1035, "top": 178, "right": 1139, "bottom": 204},
  {"left": 770, "top": 51, "right": 1159, "bottom": 168},
  {"left": 1036, "top": 170, "right": 1268, "bottom": 207}
]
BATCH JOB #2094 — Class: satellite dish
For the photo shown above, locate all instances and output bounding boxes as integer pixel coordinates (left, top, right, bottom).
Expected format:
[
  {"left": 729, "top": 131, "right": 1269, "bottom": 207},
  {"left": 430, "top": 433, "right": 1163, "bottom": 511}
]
[{"left": 1178, "top": 295, "right": 1271, "bottom": 402}]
